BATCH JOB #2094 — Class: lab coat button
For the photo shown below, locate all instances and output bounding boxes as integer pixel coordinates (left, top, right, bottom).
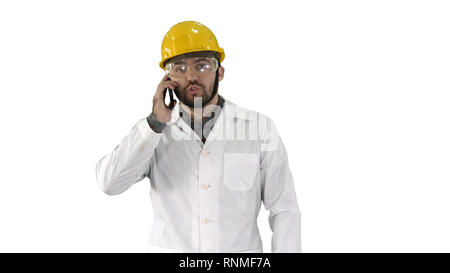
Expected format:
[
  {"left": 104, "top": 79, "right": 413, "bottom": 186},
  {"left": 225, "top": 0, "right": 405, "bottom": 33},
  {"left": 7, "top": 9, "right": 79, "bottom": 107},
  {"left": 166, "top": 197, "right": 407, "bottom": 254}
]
[
  {"left": 201, "top": 150, "right": 209, "bottom": 157},
  {"left": 201, "top": 218, "right": 211, "bottom": 224},
  {"left": 201, "top": 184, "right": 210, "bottom": 190}
]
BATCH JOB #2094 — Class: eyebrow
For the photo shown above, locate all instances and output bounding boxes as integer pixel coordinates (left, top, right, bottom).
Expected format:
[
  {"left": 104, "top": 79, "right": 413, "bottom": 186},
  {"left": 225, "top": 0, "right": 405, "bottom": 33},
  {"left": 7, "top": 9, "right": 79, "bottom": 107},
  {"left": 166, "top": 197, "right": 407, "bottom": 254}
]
[{"left": 194, "top": 58, "right": 209, "bottom": 63}]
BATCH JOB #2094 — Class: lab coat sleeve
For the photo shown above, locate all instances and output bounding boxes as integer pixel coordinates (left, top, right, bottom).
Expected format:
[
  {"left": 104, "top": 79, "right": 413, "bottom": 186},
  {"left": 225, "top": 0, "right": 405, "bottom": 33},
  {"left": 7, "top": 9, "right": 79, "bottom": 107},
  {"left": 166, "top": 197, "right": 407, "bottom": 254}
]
[
  {"left": 259, "top": 117, "right": 302, "bottom": 253},
  {"left": 95, "top": 118, "right": 163, "bottom": 195}
]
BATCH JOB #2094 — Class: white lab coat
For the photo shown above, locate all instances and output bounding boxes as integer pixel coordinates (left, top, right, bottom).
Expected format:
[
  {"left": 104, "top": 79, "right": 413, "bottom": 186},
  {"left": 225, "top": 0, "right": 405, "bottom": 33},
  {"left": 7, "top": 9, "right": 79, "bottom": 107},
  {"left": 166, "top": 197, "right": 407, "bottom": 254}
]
[{"left": 95, "top": 97, "right": 301, "bottom": 252}]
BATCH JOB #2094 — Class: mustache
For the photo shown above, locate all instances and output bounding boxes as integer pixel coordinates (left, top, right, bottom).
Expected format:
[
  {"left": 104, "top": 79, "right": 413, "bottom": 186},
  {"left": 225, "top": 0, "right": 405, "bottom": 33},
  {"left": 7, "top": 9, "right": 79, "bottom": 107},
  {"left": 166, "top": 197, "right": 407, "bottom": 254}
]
[{"left": 183, "top": 83, "right": 203, "bottom": 91}]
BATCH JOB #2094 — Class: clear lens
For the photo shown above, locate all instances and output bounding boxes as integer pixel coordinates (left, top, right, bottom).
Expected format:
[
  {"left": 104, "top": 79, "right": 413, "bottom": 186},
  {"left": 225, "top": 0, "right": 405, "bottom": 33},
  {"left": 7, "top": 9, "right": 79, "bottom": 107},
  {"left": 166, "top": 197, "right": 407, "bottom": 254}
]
[{"left": 165, "top": 57, "right": 218, "bottom": 76}]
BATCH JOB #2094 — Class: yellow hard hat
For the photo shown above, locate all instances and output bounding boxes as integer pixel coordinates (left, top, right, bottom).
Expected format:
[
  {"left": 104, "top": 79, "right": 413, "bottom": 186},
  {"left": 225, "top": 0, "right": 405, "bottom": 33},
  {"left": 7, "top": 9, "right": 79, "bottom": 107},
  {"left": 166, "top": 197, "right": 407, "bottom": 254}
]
[{"left": 159, "top": 21, "right": 225, "bottom": 70}]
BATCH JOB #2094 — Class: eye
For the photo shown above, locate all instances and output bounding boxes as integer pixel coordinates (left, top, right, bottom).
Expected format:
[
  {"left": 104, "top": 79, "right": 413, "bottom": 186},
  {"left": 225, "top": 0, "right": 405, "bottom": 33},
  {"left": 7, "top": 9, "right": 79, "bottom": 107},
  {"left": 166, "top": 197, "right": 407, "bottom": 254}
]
[
  {"left": 173, "top": 64, "right": 186, "bottom": 73},
  {"left": 196, "top": 62, "right": 211, "bottom": 72}
]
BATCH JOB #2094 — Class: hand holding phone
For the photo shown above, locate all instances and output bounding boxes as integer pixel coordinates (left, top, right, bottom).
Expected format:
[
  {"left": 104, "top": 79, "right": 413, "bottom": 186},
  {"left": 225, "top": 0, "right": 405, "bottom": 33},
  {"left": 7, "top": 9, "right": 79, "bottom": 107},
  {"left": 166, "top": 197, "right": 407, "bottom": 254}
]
[{"left": 151, "top": 74, "right": 178, "bottom": 124}]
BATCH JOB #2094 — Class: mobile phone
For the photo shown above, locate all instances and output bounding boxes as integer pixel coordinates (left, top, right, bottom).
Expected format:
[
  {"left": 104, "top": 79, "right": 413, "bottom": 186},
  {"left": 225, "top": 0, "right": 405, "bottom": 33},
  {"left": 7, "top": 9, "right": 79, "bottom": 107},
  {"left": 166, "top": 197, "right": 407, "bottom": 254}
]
[{"left": 166, "top": 76, "right": 175, "bottom": 109}]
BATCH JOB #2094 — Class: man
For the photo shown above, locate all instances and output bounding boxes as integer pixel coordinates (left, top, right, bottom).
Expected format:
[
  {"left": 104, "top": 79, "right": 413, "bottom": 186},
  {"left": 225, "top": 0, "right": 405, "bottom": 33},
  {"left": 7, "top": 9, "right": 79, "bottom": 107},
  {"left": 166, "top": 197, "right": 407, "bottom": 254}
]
[{"left": 95, "top": 21, "right": 301, "bottom": 253}]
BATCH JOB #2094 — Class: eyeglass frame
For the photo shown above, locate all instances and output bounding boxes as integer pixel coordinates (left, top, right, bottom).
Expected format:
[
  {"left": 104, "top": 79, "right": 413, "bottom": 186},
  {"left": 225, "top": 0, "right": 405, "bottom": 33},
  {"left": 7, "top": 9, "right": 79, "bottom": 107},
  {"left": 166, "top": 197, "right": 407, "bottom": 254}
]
[{"left": 164, "top": 57, "right": 219, "bottom": 76}]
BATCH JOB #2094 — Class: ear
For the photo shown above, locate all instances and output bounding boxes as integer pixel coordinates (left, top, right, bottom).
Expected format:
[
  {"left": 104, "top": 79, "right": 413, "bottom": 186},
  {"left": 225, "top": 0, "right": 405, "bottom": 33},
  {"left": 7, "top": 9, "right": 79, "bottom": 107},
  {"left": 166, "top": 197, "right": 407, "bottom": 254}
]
[{"left": 218, "top": 66, "right": 225, "bottom": 81}]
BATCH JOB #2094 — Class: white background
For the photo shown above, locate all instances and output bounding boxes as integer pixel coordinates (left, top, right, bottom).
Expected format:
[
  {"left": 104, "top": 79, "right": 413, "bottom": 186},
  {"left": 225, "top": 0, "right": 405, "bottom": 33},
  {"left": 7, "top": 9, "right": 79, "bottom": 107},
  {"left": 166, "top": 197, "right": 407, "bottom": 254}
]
[{"left": 0, "top": 0, "right": 449, "bottom": 252}]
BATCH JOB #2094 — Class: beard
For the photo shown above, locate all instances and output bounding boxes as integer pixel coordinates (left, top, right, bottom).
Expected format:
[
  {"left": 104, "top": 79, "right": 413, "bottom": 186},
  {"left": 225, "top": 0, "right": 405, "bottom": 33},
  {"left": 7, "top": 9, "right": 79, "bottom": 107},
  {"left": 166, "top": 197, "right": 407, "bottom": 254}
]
[{"left": 174, "top": 84, "right": 212, "bottom": 108}]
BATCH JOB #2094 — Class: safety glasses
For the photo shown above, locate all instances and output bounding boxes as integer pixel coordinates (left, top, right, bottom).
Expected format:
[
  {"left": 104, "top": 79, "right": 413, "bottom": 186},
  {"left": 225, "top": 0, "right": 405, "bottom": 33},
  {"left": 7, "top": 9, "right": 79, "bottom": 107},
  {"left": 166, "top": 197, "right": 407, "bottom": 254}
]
[{"left": 165, "top": 57, "right": 218, "bottom": 77}]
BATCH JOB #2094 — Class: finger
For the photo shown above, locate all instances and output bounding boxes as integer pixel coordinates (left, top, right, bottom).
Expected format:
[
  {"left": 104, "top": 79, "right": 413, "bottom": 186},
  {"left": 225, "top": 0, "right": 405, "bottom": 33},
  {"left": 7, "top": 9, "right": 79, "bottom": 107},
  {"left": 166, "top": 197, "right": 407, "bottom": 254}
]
[
  {"left": 161, "top": 73, "right": 169, "bottom": 82},
  {"left": 165, "top": 83, "right": 178, "bottom": 91},
  {"left": 161, "top": 80, "right": 177, "bottom": 89},
  {"left": 154, "top": 81, "right": 177, "bottom": 103},
  {"left": 156, "top": 82, "right": 175, "bottom": 95},
  {"left": 154, "top": 85, "right": 167, "bottom": 101}
]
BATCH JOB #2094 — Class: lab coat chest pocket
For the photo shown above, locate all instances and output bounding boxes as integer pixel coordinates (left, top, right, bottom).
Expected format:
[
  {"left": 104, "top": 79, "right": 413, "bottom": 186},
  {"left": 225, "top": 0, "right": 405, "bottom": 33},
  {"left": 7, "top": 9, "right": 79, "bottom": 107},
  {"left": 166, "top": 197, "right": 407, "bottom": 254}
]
[{"left": 223, "top": 152, "right": 259, "bottom": 191}]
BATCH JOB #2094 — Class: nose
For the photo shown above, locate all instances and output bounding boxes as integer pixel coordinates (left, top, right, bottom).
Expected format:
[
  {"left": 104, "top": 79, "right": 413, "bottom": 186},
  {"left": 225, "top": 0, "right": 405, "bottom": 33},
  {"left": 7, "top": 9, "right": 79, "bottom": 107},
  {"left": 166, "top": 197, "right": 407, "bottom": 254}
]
[{"left": 185, "top": 66, "right": 199, "bottom": 82}]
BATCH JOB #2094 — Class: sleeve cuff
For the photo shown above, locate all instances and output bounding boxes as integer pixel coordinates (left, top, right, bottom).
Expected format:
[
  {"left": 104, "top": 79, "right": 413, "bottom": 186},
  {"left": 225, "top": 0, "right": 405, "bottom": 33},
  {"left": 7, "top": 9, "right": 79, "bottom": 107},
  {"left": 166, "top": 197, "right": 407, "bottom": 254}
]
[{"left": 146, "top": 113, "right": 167, "bottom": 133}]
